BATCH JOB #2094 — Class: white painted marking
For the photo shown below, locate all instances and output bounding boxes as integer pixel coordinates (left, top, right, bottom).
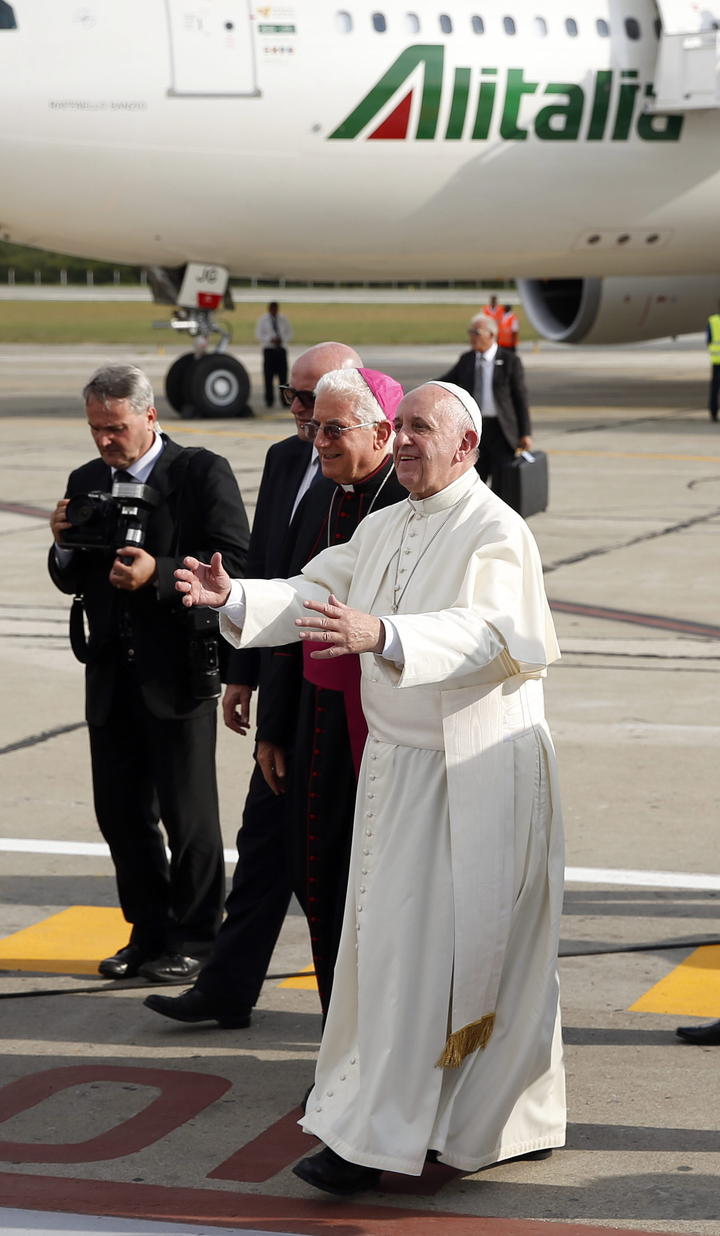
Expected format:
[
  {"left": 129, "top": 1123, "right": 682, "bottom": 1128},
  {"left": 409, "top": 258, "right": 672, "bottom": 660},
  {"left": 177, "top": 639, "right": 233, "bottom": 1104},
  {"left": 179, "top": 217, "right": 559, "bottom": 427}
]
[
  {"left": 2, "top": 840, "right": 719, "bottom": 890},
  {"left": 565, "top": 867, "right": 720, "bottom": 891},
  {"left": 0, "top": 838, "right": 239, "bottom": 863},
  {"left": 0, "top": 1211, "right": 305, "bottom": 1236}
]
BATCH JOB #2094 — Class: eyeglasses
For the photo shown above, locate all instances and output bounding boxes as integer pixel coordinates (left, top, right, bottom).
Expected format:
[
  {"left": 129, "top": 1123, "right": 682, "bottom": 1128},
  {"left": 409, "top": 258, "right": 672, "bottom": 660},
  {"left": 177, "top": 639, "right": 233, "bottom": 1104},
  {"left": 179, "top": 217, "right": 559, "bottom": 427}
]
[
  {"left": 279, "top": 385, "right": 316, "bottom": 409},
  {"left": 302, "top": 419, "right": 377, "bottom": 441}
]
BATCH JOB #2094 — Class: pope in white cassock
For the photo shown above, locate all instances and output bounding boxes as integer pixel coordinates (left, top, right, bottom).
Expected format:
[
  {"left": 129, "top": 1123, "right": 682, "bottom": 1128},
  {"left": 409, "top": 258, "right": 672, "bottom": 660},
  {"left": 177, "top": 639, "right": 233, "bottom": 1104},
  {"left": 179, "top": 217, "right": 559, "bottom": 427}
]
[{"left": 175, "top": 381, "right": 566, "bottom": 1196}]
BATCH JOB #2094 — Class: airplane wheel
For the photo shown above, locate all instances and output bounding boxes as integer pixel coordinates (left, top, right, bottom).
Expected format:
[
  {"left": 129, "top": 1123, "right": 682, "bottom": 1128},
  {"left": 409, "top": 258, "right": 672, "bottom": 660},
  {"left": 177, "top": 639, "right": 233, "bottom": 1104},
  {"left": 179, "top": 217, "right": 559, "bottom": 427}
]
[
  {"left": 164, "top": 353, "right": 196, "bottom": 415},
  {"left": 190, "top": 354, "right": 252, "bottom": 418}
]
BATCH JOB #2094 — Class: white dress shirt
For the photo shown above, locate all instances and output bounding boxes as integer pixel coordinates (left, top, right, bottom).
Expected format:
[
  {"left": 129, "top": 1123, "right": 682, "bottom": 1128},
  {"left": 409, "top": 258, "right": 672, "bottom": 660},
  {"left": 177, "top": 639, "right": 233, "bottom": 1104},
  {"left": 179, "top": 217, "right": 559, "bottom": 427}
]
[{"left": 289, "top": 447, "right": 320, "bottom": 522}]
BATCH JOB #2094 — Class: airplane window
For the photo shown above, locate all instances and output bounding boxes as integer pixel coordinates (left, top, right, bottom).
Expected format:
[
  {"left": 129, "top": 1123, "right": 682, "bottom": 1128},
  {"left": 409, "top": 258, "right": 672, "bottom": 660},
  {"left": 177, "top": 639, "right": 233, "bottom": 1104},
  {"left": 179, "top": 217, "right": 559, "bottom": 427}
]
[
  {"left": 405, "top": 12, "right": 420, "bottom": 32},
  {"left": 503, "top": 16, "right": 516, "bottom": 34},
  {"left": 439, "top": 14, "right": 453, "bottom": 32},
  {"left": 336, "top": 10, "right": 353, "bottom": 32},
  {"left": 565, "top": 17, "right": 578, "bottom": 36},
  {"left": 625, "top": 17, "right": 640, "bottom": 39},
  {"left": 596, "top": 18, "right": 609, "bottom": 36},
  {"left": 534, "top": 16, "right": 548, "bottom": 35},
  {"left": 0, "top": 1, "right": 17, "bottom": 28},
  {"left": 471, "top": 15, "right": 485, "bottom": 33},
  {"left": 372, "top": 12, "right": 387, "bottom": 31}
]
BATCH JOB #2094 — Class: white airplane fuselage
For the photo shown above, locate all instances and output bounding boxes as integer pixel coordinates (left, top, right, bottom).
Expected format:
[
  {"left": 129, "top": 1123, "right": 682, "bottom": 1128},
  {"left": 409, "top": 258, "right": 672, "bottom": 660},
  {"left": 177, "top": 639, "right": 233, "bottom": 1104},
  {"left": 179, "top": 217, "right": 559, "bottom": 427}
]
[{"left": 1, "top": 0, "right": 719, "bottom": 284}]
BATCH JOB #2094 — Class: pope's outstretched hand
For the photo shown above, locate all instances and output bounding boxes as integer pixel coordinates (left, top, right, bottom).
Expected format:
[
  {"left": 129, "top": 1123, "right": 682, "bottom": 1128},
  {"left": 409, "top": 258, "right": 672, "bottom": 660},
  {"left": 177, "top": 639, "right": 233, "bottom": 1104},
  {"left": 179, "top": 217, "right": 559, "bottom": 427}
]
[{"left": 175, "top": 553, "right": 231, "bottom": 608}]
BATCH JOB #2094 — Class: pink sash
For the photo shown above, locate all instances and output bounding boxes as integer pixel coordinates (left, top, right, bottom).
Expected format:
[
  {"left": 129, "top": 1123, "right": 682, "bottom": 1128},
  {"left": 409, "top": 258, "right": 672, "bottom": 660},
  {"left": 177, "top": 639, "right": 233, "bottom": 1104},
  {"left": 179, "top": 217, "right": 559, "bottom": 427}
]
[{"left": 302, "top": 643, "right": 367, "bottom": 776}]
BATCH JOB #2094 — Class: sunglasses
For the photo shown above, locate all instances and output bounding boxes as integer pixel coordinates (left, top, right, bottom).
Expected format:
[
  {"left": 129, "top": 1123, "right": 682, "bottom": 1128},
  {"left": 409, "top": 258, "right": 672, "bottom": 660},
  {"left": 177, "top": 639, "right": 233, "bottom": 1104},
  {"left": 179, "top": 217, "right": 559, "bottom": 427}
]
[
  {"left": 302, "top": 419, "right": 377, "bottom": 442},
  {"left": 279, "top": 385, "right": 316, "bottom": 409}
]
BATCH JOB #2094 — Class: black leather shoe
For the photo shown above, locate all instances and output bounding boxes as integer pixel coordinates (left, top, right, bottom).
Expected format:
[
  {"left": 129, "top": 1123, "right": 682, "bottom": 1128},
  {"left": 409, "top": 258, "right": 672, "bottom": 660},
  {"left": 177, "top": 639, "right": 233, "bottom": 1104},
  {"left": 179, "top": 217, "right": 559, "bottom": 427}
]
[
  {"left": 292, "top": 1146, "right": 381, "bottom": 1195},
  {"left": 98, "top": 944, "right": 155, "bottom": 980},
  {"left": 676, "top": 1019, "right": 720, "bottom": 1045},
  {"left": 137, "top": 953, "right": 205, "bottom": 983},
  {"left": 143, "top": 986, "right": 251, "bottom": 1028}
]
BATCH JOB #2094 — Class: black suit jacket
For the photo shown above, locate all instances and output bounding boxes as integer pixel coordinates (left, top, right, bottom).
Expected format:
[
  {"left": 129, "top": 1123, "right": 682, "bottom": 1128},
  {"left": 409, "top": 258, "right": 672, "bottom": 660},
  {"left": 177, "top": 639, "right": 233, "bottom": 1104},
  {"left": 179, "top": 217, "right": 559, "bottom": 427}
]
[
  {"left": 225, "top": 434, "right": 334, "bottom": 687},
  {"left": 440, "top": 347, "right": 531, "bottom": 446},
  {"left": 49, "top": 434, "right": 249, "bottom": 725}
]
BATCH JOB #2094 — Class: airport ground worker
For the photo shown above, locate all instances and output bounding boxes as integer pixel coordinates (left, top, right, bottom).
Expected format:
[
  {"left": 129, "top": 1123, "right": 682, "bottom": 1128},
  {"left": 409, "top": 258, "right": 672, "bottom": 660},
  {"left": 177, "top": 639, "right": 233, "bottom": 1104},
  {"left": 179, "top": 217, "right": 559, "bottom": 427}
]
[
  {"left": 706, "top": 307, "right": 720, "bottom": 422},
  {"left": 174, "top": 380, "right": 566, "bottom": 1195},
  {"left": 256, "top": 300, "right": 293, "bottom": 407},
  {"left": 498, "top": 303, "right": 520, "bottom": 351}
]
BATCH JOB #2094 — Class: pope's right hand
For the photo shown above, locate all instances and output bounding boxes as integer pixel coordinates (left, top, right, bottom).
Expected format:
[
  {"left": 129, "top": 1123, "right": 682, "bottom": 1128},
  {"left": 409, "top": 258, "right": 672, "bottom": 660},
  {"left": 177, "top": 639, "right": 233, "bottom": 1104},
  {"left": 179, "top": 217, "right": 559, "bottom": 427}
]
[{"left": 175, "top": 552, "right": 231, "bottom": 608}]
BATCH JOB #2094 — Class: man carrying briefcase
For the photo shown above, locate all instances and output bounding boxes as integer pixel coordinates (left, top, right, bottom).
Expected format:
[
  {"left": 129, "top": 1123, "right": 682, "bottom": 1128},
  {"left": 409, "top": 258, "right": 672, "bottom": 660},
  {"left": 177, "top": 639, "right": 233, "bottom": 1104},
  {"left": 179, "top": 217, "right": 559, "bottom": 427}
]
[{"left": 440, "top": 312, "right": 540, "bottom": 512}]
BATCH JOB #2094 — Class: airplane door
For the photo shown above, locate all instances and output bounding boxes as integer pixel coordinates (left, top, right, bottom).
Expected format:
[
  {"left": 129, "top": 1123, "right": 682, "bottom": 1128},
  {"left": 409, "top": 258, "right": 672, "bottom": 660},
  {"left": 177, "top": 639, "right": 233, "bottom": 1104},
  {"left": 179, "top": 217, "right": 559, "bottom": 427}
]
[
  {"left": 166, "top": 0, "right": 259, "bottom": 96},
  {"left": 650, "top": 1, "right": 720, "bottom": 110}
]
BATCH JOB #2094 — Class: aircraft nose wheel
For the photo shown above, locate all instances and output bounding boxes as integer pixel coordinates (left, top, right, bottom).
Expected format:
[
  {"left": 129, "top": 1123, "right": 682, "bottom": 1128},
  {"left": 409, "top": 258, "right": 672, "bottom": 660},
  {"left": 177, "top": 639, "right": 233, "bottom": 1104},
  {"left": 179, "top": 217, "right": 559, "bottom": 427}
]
[{"left": 164, "top": 353, "right": 252, "bottom": 418}]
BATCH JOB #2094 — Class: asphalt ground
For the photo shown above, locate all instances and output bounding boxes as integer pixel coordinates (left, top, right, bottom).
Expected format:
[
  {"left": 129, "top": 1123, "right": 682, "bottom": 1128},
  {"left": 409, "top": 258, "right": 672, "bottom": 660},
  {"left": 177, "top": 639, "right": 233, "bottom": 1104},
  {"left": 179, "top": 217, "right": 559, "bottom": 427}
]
[{"left": 0, "top": 339, "right": 718, "bottom": 1236}]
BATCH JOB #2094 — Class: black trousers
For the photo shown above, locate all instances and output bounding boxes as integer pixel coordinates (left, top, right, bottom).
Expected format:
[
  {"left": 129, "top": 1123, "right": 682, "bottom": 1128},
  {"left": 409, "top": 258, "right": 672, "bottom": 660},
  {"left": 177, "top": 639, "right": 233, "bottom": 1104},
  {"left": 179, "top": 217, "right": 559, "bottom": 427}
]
[
  {"left": 263, "top": 347, "right": 288, "bottom": 406},
  {"left": 290, "top": 683, "right": 355, "bottom": 1020},
  {"left": 196, "top": 762, "right": 292, "bottom": 1011},
  {"left": 88, "top": 673, "right": 225, "bottom": 955},
  {"left": 709, "top": 365, "right": 720, "bottom": 420},
  {"left": 475, "top": 416, "right": 516, "bottom": 499}
]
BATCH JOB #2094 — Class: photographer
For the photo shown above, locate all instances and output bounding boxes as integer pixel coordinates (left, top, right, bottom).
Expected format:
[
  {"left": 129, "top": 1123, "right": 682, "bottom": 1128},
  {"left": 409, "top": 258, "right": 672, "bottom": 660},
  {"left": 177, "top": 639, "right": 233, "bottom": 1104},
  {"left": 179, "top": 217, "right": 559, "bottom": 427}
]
[{"left": 49, "top": 364, "right": 249, "bottom": 983}]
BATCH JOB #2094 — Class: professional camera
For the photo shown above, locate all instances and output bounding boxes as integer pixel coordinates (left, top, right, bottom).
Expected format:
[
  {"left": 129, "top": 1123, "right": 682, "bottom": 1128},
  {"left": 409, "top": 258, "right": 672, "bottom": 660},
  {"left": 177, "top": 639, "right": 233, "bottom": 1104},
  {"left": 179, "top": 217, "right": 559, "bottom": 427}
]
[
  {"left": 185, "top": 608, "right": 222, "bottom": 699},
  {"left": 61, "top": 478, "right": 160, "bottom": 554}
]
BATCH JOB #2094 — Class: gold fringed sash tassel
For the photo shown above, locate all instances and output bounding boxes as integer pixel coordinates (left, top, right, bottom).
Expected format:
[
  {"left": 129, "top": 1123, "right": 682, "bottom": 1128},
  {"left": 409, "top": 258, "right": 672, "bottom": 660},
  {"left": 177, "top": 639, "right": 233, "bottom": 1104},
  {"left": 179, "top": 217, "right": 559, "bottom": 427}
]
[{"left": 436, "top": 1013, "right": 496, "bottom": 1068}]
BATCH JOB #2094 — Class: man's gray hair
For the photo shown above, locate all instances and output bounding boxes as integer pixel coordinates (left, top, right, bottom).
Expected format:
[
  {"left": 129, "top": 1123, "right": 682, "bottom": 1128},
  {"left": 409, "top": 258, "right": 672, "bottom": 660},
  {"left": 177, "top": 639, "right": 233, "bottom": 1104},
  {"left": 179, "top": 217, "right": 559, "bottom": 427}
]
[
  {"left": 82, "top": 364, "right": 155, "bottom": 413},
  {"left": 469, "top": 312, "right": 499, "bottom": 339},
  {"left": 315, "top": 368, "right": 387, "bottom": 425}
]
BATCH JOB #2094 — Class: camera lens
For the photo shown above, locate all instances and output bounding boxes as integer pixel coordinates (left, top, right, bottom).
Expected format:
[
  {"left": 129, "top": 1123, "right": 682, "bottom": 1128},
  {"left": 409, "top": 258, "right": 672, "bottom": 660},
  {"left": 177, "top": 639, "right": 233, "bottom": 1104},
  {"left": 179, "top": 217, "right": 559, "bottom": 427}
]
[{"left": 66, "top": 495, "right": 97, "bottom": 526}]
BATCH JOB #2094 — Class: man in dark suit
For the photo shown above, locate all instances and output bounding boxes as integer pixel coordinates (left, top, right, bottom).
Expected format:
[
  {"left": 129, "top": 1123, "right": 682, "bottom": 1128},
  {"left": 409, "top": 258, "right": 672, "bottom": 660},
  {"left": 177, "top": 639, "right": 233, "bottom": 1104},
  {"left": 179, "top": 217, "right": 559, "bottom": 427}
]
[
  {"left": 144, "top": 341, "right": 363, "bottom": 1027},
  {"left": 440, "top": 313, "right": 532, "bottom": 500},
  {"left": 49, "top": 364, "right": 250, "bottom": 983}
]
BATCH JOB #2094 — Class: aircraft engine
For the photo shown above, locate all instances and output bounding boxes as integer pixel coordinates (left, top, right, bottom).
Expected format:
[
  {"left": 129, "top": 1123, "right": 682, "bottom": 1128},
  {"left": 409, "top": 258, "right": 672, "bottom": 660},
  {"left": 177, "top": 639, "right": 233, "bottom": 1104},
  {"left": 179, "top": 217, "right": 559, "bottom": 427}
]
[{"left": 517, "top": 276, "right": 720, "bottom": 345}]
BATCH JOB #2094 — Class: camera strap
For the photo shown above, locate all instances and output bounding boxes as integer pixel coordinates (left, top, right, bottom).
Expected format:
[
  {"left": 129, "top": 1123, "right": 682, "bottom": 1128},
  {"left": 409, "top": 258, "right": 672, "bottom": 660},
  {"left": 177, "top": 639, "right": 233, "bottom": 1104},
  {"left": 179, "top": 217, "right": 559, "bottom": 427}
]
[{"left": 69, "top": 595, "right": 89, "bottom": 664}]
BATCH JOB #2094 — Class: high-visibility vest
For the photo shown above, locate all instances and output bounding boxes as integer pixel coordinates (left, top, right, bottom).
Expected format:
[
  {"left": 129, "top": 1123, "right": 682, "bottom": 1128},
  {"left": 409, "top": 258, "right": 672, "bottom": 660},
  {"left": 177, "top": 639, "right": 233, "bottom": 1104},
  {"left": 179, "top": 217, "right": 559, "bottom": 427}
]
[
  {"left": 708, "top": 314, "right": 720, "bottom": 364},
  {"left": 482, "top": 302, "right": 504, "bottom": 324},
  {"left": 498, "top": 310, "right": 519, "bottom": 348}
]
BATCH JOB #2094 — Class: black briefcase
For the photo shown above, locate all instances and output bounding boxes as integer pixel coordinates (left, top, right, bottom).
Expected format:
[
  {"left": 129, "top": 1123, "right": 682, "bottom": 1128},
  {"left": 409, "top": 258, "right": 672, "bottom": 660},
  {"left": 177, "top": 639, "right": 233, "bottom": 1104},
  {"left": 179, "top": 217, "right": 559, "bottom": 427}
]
[{"left": 501, "top": 450, "right": 549, "bottom": 518}]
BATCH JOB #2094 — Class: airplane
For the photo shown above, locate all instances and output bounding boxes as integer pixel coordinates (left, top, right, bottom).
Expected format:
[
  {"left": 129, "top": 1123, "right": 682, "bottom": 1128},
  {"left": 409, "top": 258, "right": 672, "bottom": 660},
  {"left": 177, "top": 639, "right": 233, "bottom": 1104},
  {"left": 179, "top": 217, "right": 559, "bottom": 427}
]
[{"left": 1, "top": 0, "right": 720, "bottom": 417}]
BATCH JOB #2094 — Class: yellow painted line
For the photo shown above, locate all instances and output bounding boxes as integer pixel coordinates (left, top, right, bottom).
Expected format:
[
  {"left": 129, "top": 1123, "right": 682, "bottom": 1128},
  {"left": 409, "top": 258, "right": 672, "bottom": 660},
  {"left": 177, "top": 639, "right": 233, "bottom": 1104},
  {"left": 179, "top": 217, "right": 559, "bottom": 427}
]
[
  {"left": 0, "top": 906, "right": 126, "bottom": 974},
  {"left": 630, "top": 944, "right": 720, "bottom": 1016},
  {"left": 279, "top": 964, "right": 318, "bottom": 991}
]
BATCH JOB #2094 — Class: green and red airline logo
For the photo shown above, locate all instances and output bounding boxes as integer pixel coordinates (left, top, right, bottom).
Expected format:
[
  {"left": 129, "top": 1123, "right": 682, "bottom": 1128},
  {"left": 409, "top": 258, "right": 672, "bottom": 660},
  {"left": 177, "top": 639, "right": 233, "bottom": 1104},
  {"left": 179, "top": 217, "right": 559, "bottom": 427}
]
[{"left": 328, "top": 45, "right": 683, "bottom": 142}]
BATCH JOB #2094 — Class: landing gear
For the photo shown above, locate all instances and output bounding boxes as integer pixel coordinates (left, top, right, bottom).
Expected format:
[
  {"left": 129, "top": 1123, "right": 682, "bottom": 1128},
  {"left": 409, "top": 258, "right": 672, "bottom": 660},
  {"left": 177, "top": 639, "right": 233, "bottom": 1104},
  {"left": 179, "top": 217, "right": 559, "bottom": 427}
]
[
  {"left": 147, "top": 263, "right": 253, "bottom": 419},
  {"left": 164, "top": 349, "right": 251, "bottom": 418}
]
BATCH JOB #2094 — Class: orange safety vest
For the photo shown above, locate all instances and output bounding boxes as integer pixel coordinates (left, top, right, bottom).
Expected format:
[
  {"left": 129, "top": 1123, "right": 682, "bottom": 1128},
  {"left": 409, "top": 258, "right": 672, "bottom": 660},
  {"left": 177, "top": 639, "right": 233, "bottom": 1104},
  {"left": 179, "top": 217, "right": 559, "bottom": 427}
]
[
  {"left": 498, "top": 310, "right": 519, "bottom": 348},
  {"left": 482, "top": 302, "right": 504, "bottom": 324},
  {"left": 708, "top": 314, "right": 720, "bottom": 364}
]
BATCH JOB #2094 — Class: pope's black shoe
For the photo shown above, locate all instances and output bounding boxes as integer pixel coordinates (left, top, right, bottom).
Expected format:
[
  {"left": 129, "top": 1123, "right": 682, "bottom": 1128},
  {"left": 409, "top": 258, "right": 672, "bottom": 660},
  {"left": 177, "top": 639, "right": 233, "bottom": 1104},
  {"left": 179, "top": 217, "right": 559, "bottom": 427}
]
[
  {"left": 292, "top": 1146, "right": 382, "bottom": 1196},
  {"left": 98, "top": 944, "right": 156, "bottom": 980},
  {"left": 137, "top": 953, "right": 204, "bottom": 984},
  {"left": 143, "top": 986, "right": 251, "bottom": 1028},
  {"left": 676, "top": 1019, "right": 720, "bottom": 1045}
]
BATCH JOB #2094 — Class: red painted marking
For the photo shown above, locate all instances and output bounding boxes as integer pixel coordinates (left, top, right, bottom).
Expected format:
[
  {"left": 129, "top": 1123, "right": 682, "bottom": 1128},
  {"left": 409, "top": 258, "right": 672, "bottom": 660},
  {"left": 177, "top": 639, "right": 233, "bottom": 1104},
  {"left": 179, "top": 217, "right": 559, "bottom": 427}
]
[
  {"left": 0, "top": 1171, "right": 693, "bottom": 1236},
  {"left": 549, "top": 598, "right": 720, "bottom": 639},
  {"left": 368, "top": 91, "right": 413, "bottom": 140},
  {"left": 0, "top": 1065, "right": 230, "bottom": 1163},
  {"left": 209, "top": 1105, "right": 315, "bottom": 1182},
  {"left": 197, "top": 292, "right": 223, "bottom": 310}
]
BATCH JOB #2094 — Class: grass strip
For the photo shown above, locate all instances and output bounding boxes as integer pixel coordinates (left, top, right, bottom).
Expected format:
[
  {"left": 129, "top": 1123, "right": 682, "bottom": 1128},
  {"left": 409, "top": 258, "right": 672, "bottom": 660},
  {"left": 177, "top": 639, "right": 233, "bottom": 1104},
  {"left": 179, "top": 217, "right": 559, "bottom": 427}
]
[{"left": 0, "top": 300, "right": 538, "bottom": 347}]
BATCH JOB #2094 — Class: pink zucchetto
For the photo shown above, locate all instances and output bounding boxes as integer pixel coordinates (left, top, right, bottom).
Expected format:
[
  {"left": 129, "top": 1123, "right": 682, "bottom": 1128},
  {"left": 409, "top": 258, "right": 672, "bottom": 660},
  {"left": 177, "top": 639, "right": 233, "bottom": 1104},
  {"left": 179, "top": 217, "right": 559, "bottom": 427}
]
[{"left": 357, "top": 368, "right": 405, "bottom": 421}]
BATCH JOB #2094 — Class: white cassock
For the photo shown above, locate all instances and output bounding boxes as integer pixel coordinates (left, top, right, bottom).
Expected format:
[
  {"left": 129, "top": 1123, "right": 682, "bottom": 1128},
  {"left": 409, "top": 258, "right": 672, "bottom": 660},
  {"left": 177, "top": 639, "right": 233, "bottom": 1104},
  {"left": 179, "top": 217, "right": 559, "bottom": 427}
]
[{"left": 221, "top": 468, "right": 566, "bottom": 1175}]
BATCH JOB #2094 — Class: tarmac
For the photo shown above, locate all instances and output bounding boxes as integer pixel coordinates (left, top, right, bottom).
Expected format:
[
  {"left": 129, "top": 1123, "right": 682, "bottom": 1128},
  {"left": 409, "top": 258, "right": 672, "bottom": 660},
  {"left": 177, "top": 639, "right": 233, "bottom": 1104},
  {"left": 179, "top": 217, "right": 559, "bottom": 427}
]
[{"left": 0, "top": 337, "right": 718, "bottom": 1236}]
